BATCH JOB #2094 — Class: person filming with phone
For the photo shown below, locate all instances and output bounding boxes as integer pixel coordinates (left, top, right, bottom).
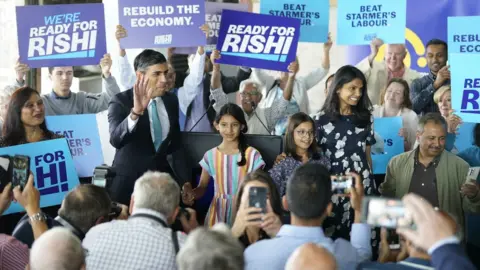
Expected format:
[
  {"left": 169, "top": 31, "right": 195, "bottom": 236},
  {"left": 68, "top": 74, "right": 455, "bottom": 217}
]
[{"left": 231, "top": 170, "right": 284, "bottom": 247}]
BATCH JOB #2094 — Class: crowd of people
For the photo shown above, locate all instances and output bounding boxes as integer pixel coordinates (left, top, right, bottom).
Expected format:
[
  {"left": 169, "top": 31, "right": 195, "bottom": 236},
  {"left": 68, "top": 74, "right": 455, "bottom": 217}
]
[{"left": 0, "top": 15, "right": 479, "bottom": 270}]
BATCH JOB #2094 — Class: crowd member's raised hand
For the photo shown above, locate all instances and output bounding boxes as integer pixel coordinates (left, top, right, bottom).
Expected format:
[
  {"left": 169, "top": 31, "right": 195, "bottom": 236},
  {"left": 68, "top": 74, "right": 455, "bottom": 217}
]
[
  {"left": 324, "top": 33, "right": 333, "bottom": 52},
  {"left": 15, "top": 57, "right": 30, "bottom": 84},
  {"left": 178, "top": 208, "right": 198, "bottom": 233},
  {"left": 460, "top": 179, "right": 480, "bottom": 199},
  {"left": 260, "top": 200, "right": 282, "bottom": 237},
  {"left": 396, "top": 194, "right": 456, "bottom": 251},
  {"left": 368, "top": 38, "right": 384, "bottom": 64},
  {"left": 181, "top": 182, "right": 195, "bottom": 206},
  {"left": 210, "top": 49, "right": 221, "bottom": 67},
  {"left": 100, "top": 53, "right": 113, "bottom": 78},
  {"left": 446, "top": 110, "right": 462, "bottom": 134},
  {"left": 231, "top": 187, "right": 264, "bottom": 237},
  {"left": 115, "top": 25, "right": 127, "bottom": 57},
  {"left": 0, "top": 182, "right": 12, "bottom": 215},
  {"left": 197, "top": 24, "right": 210, "bottom": 55},
  {"left": 287, "top": 58, "right": 299, "bottom": 77},
  {"left": 433, "top": 65, "right": 450, "bottom": 90},
  {"left": 13, "top": 174, "right": 41, "bottom": 214}
]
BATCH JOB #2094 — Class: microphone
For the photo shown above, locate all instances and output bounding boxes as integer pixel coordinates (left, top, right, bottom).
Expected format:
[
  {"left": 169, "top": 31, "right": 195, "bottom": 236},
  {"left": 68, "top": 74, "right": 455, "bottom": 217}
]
[
  {"left": 188, "top": 99, "right": 215, "bottom": 132},
  {"left": 250, "top": 101, "right": 270, "bottom": 134}
]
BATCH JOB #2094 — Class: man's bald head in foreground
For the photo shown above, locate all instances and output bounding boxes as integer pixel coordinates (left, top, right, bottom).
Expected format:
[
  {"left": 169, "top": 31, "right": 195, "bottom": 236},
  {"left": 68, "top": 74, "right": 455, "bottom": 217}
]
[{"left": 285, "top": 243, "right": 337, "bottom": 270}]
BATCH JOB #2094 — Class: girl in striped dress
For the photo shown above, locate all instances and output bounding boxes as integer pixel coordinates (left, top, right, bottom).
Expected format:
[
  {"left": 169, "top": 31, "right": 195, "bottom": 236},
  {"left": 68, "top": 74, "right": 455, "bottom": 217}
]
[{"left": 182, "top": 103, "right": 265, "bottom": 227}]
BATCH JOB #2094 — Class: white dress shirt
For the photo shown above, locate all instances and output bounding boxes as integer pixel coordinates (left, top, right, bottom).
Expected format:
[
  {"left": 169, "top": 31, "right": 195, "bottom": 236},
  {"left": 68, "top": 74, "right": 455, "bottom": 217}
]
[
  {"left": 127, "top": 97, "right": 170, "bottom": 142},
  {"left": 252, "top": 66, "right": 329, "bottom": 114}
]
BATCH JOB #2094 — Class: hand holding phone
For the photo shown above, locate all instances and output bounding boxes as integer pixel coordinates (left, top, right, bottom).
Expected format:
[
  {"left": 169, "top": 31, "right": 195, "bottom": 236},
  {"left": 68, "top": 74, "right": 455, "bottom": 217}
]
[
  {"left": 361, "top": 197, "right": 415, "bottom": 229},
  {"left": 331, "top": 175, "right": 354, "bottom": 195},
  {"left": 12, "top": 155, "right": 30, "bottom": 190}
]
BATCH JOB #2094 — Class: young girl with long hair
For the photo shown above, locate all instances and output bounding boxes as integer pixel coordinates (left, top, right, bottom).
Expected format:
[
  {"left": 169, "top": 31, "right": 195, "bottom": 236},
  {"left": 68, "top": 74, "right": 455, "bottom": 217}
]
[{"left": 182, "top": 103, "right": 265, "bottom": 227}]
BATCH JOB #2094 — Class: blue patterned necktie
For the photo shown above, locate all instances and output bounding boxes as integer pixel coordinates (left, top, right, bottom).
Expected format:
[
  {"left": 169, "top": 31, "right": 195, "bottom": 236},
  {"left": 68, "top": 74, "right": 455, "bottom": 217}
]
[{"left": 150, "top": 99, "right": 163, "bottom": 150}]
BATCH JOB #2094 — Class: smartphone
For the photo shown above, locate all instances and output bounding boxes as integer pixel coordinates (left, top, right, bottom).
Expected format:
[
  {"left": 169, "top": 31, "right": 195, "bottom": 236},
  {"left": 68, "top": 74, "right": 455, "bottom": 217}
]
[
  {"left": 387, "top": 229, "right": 401, "bottom": 250},
  {"left": 331, "top": 175, "right": 354, "bottom": 194},
  {"left": 361, "top": 197, "right": 415, "bottom": 229},
  {"left": 467, "top": 167, "right": 480, "bottom": 184},
  {"left": 249, "top": 187, "right": 267, "bottom": 214},
  {"left": 0, "top": 155, "right": 11, "bottom": 191},
  {"left": 92, "top": 167, "right": 109, "bottom": 188},
  {"left": 12, "top": 155, "right": 30, "bottom": 190}
]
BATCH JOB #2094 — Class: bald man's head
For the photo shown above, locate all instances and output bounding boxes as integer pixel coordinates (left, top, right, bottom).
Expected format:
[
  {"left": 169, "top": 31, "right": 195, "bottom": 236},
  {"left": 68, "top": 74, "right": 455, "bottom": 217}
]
[
  {"left": 385, "top": 44, "right": 407, "bottom": 72},
  {"left": 285, "top": 243, "right": 337, "bottom": 270}
]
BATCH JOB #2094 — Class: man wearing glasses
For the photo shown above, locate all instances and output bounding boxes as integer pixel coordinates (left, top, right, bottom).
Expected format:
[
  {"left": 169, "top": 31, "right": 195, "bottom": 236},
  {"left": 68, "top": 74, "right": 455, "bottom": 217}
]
[{"left": 210, "top": 50, "right": 297, "bottom": 135}]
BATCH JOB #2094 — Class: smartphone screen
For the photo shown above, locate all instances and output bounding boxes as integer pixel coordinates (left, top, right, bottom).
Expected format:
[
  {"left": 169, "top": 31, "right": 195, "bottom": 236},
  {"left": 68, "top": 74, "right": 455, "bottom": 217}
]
[
  {"left": 12, "top": 155, "right": 30, "bottom": 190},
  {"left": 0, "top": 156, "right": 11, "bottom": 191},
  {"left": 249, "top": 187, "right": 267, "bottom": 214},
  {"left": 362, "top": 197, "right": 414, "bottom": 229},
  {"left": 331, "top": 175, "right": 353, "bottom": 194}
]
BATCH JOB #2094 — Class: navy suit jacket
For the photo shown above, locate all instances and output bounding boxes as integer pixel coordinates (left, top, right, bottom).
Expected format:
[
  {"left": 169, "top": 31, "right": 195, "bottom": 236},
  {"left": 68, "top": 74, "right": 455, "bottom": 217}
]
[
  {"left": 108, "top": 89, "right": 187, "bottom": 204},
  {"left": 431, "top": 243, "right": 476, "bottom": 270}
]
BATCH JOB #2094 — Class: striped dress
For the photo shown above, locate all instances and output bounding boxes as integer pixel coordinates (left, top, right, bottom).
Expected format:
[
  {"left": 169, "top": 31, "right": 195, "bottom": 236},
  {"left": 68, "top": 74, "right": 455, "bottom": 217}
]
[{"left": 200, "top": 146, "right": 265, "bottom": 227}]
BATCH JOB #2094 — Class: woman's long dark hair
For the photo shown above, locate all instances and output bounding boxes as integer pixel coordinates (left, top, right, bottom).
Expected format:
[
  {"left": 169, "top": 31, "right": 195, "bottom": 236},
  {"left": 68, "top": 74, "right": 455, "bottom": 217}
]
[
  {"left": 321, "top": 65, "right": 372, "bottom": 127},
  {"left": 2, "top": 87, "right": 52, "bottom": 146},
  {"left": 284, "top": 113, "right": 319, "bottom": 161},
  {"left": 235, "top": 170, "right": 283, "bottom": 218},
  {"left": 215, "top": 103, "right": 248, "bottom": 166}
]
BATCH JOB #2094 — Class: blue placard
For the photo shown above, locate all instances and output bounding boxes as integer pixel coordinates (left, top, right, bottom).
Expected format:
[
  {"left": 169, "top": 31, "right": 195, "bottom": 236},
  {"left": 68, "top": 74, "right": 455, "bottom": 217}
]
[
  {"left": 260, "top": 0, "right": 329, "bottom": 43},
  {"left": 450, "top": 53, "right": 480, "bottom": 123},
  {"left": 448, "top": 16, "right": 480, "bottom": 54},
  {"left": 1, "top": 139, "right": 79, "bottom": 215},
  {"left": 216, "top": 9, "right": 301, "bottom": 72},
  {"left": 454, "top": 122, "right": 476, "bottom": 152},
  {"left": 372, "top": 117, "right": 404, "bottom": 174},
  {"left": 336, "top": 0, "right": 407, "bottom": 45},
  {"left": 46, "top": 114, "right": 104, "bottom": 177}
]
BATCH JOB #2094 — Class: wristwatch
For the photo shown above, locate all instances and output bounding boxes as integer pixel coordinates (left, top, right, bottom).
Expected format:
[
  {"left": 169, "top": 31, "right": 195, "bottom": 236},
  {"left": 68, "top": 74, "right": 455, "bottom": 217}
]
[{"left": 29, "top": 212, "right": 48, "bottom": 222}]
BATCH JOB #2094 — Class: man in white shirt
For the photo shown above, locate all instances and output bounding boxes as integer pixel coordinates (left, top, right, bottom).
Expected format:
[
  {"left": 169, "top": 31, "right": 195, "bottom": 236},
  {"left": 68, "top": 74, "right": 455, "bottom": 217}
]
[
  {"left": 210, "top": 50, "right": 295, "bottom": 135},
  {"left": 83, "top": 171, "right": 198, "bottom": 270}
]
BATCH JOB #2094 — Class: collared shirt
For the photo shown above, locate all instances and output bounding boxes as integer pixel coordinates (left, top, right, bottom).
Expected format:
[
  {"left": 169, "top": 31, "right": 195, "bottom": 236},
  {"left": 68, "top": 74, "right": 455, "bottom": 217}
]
[
  {"left": 410, "top": 72, "right": 449, "bottom": 115},
  {"left": 83, "top": 208, "right": 186, "bottom": 270},
  {"left": 15, "top": 76, "right": 121, "bottom": 115},
  {"left": 244, "top": 224, "right": 372, "bottom": 270},
  {"left": 0, "top": 234, "right": 29, "bottom": 270},
  {"left": 127, "top": 97, "right": 170, "bottom": 142},
  {"left": 409, "top": 148, "right": 441, "bottom": 207}
]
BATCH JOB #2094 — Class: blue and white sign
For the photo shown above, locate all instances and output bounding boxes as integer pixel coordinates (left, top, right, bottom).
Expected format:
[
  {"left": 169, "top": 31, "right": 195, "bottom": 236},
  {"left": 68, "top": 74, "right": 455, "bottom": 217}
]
[
  {"left": 1, "top": 139, "right": 79, "bottom": 215},
  {"left": 260, "top": 0, "right": 330, "bottom": 43},
  {"left": 448, "top": 16, "right": 480, "bottom": 54},
  {"left": 454, "top": 122, "right": 476, "bottom": 152},
  {"left": 372, "top": 117, "right": 404, "bottom": 174},
  {"left": 450, "top": 53, "right": 480, "bottom": 123},
  {"left": 337, "top": 0, "right": 407, "bottom": 45},
  {"left": 46, "top": 114, "right": 104, "bottom": 177},
  {"left": 216, "top": 9, "right": 301, "bottom": 71}
]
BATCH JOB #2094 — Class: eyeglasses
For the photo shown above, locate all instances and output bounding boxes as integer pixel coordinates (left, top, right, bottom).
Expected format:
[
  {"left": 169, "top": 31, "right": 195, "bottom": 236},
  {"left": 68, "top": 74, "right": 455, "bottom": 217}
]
[
  {"left": 240, "top": 91, "right": 260, "bottom": 98},
  {"left": 295, "top": 130, "right": 315, "bottom": 138}
]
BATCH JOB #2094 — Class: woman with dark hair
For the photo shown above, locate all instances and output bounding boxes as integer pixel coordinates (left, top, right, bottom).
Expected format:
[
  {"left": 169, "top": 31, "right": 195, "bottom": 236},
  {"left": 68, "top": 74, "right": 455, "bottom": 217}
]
[
  {"left": 458, "top": 124, "right": 480, "bottom": 166},
  {"left": 0, "top": 87, "right": 62, "bottom": 235},
  {"left": 232, "top": 170, "right": 283, "bottom": 247},
  {"left": 373, "top": 78, "right": 418, "bottom": 151},
  {"left": 182, "top": 103, "right": 265, "bottom": 227},
  {"left": 269, "top": 112, "right": 330, "bottom": 196},
  {"left": 0, "top": 87, "right": 61, "bottom": 146},
  {"left": 313, "top": 65, "right": 377, "bottom": 241},
  {"left": 324, "top": 73, "right": 335, "bottom": 96}
]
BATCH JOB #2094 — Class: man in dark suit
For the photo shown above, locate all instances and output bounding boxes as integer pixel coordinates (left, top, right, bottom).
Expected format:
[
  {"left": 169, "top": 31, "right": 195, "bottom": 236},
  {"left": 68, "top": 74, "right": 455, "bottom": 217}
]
[{"left": 108, "top": 49, "right": 185, "bottom": 205}]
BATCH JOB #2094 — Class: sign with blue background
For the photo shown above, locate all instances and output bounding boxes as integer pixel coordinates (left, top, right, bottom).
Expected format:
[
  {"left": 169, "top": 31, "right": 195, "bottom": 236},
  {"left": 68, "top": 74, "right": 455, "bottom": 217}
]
[
  {"left": 260, "top": 0, "right": 329, "bottom": 43},
  {"left": 216, "top": 9, "right": 300, "bottom": 71},
  {"left": 454, "top": 122, "right": 476, "bottom": 152},
  {"left": 346, "top": 0, "right": 480, "bottom": 73},
  {"left": 1, "top": 139, "right": 79, "bottom": 215},
  {"left": 16, "top": 4, "right": 106, "bottom": 68},
  {"left": 372, "top": 117, "right": 404, "bottom": 174},
  {"left": 46, "top": 114, "right": 104, "bottom": 177},
  {"left": 336, "top": 0, "right": 406, "bottom": 45},
  {"left": 450, "top": 54, "right": 480, "bottom": 123},
  {"left": 448, "top": 16, "right": 480, "bottom": 54}
]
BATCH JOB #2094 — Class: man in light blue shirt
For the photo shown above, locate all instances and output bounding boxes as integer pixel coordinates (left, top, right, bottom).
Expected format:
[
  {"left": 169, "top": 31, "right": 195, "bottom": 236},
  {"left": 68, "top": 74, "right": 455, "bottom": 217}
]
[{"left": 244, "top": 163, "right": 372, "bottom": 270}]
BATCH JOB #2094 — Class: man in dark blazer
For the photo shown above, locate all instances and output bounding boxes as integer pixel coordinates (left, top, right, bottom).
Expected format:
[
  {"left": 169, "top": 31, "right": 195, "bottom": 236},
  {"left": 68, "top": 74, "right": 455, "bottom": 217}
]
[{"left": 108, "top": 49, "right": 186, "bottom": 205}]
